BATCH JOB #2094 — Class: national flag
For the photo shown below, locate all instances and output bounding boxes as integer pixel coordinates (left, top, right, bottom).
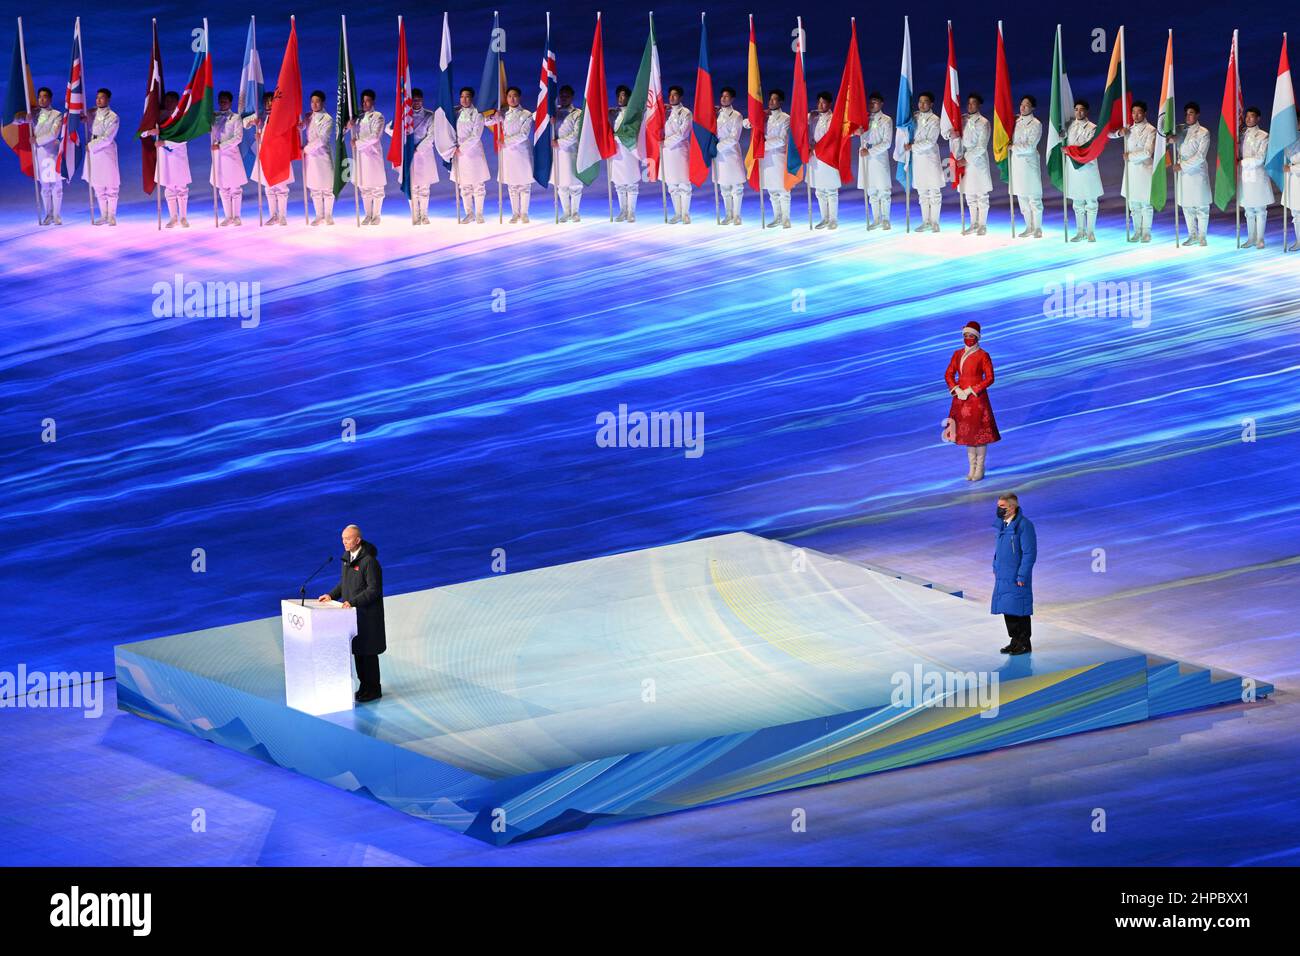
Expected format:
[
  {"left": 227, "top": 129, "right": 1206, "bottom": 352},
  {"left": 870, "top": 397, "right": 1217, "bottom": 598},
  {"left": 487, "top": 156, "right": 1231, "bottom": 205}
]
[
  {"left": 688, "top": 13, "right": 716, "bottom": 187},
  {"left": 477, "top": 11, "right": 506, "bottom": 151},
  {"left": 332, "top": 15, "right": 358, "bottom": 197},
  {"left": 55, "top": 18, "right": 87, "bottom": 181},
  {"left": 260, "top": 16, "right": 303, "bottom": 188},
  {"left": 532, "top": 14, "right": 556, "bottom": 187},
  {"left": 386, "top": 16, "right": 415, "bottom": 198},
  {"left": 939, "top": 20, "right": 963, "bottom": 185},
  {"left": 1046, "top": 24, "right": 1074, "bottom": 192},
  {"left": 1264, "top": 33, "right": 1297, "bottom": 192},
  {"left": 1214, "top": 31, "right": 1243, "bottom": 211},
  {"left": 236, "top": 16, "right": 264, "bottom": 176},
  {"left": 430, "top": 12, "right": 456, "bottom": 169},
  {"left": 3, "top": 25, "right": 37, "bottom": 177},
  {"left": 575, "top": 11, "right": 616, "bottom": 186},
  {"left": 135, "top": 18, "right": 165, "bottom": 193},
  {"left": 1064, "top": 25, "right": 1129, "bottom": 166},
  {"left": 993, "top": 21, "right": 1014, "bottom": 183},
  {"left": 620, "top": 13, "right": 665, "bottom": 181},
  {"left": 786, "top": 17, "right": 808, "bottom": 189},
  {"left": 743, "top": 16, "right": 764, "bottom": 190},
  {"left": 814, "top": 17, "right": 868, "bottom": 183},
  {"left": 892, "top": 15, "right": 914, "bottom": 186},
  {"left": 1152, "top": 30, "right": 1176, "bottom": 210},
  {"left": 159, "top": 20, "right": 215, "bottom": 143}
]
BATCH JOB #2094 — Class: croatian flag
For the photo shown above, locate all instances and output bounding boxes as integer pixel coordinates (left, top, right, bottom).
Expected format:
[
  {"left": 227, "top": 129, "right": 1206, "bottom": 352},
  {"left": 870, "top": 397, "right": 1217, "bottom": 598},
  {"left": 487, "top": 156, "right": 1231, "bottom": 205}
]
[
  {"left": 533, "top": 13, "right": 556, "bottom": 187},
  {"left": 388, "top": 15, "right": 415, "bottom": 199},
  {"left": 1265, "top": 33, "right": 1297, "bottom": 192},
  {"left": 893, "top": 15, "right": 913, "bottom": 186}
]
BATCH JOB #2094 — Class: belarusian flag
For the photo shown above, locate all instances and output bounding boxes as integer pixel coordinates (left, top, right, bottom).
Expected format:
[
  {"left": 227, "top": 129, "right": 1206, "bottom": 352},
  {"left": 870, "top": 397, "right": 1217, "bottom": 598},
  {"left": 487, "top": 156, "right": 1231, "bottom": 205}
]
[
  {"left": 786, "top": 17, "right": 808, "bottom": 190},
  {"left": 159, "top": 19, "right": 215, "bottom": 143},
  {"left": 332, "top": 15, "right": 358, "bottom": 198},
  {"left": 1264, "top": 33, "right": 1297, "bottom": 192},
  {"left": 1046, "top": 24, "right": 1074, "bottom": 192},
  {"left": 814, "top": 16, "right": 868, "bottom": 183},
  {"left": 575, "top": 12, "right": 615, "bottom": 186},
  {"left": 939, "top": 20, "right": 963, "bottom": 185},
  {"left": 743, "top": 15, "right": 764, "bottom": 190},
  {"left": 1152, "top": 30, "right": 1176, "bottom": 211},
  {"left": 993, "top": 21, "right": 1013, "bottom": 183},
  {"left": 618, "top": 13, "right": 665, "bottom": 181},
  {"left": 1214, "top": 30, "right": 1242, "bottom": 212},
  {"left": 1065, "top": 25, "right": 1128, "bottom": 166}
]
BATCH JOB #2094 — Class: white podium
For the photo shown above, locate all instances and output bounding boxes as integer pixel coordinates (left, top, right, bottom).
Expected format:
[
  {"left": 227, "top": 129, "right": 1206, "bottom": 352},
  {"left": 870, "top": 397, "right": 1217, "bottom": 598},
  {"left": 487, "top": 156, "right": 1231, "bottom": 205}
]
[{"left": 281, "top": 600, "right": 357, "bottom": 715}]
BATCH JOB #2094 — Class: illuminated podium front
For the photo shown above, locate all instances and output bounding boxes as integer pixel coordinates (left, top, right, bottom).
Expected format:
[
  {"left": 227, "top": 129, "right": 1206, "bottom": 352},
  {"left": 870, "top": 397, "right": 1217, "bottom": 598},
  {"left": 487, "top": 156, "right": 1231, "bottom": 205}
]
[{"left": 280, "top": 600, "right": 357, "bottom": 715}]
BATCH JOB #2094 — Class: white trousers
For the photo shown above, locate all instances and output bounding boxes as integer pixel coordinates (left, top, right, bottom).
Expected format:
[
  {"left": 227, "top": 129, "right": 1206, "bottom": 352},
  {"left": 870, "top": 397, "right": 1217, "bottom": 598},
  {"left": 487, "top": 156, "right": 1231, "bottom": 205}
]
[
  {"left": 868, "top": 188, "right": 891, "bottom": 223},
  {"left": 1017, "top": 195, "right": 1043, "bottom": 230},
  {"left": 40, "top": 180, "right": 63, "bottom": 218},
  {"left": 92, "top": 186, "right": 119, "bottom": 219},
  {"left": 1180, "top": 204, "right": 1209, "bottom": 237},
  {"left": 218, "top": 187, "right": 242, "bottom": 220},
  {"left": 507, "top": 184, "right": 532, "bottom": 218},
  {"left": 1129, "top": 200, "right": 1154, "bottom": 234},
  {"left": 310, "top": 189, "right": 335, "bottom": 221}
]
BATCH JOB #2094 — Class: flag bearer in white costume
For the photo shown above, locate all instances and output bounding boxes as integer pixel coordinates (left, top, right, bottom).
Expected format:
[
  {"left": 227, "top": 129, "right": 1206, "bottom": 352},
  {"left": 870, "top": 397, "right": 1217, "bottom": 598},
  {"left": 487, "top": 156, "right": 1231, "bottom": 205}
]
[
  {"left": 1239, "top": 106, "right": 1273, "bottom": 250},
  {"left": 247, "top": 91, "right": 295, "bottom": 225},
  {"left": 1012, "top": 94, "right": 1044, "bottom": 237},
  {"left": 749, "top": 89, "right": 790, "bottom": 228},
  {"left": 32, "top": 87, "right": 63, "bottom": 224},
  {"left": 958, "top": 93, "right": 992, "bottom": 235},
  {"left": 303, "top": 90, "right": 335, "bottom": 225},
  {"left": 1066, "top": 99, "right": 1102, "bottom": 242},
  {"left": 211, "top": 91, "right": 248, "bottom": 226},
  {"left": 610, "top": 84, "right": 643, "bottom": 223},
  {"left": 808, "top": 91, "right": 840, "bottom": 229},
  {"left": 150, "top": 90, "right": 192, "bottom": 228},
  {"left": 662, "top": 85, "right": 693, "bottom": 224},
  {"left": 549, "top": 85, "right": 583, "bottom": 223},
  {"left": 713, "top": 86, "right": 746, "bottom": 225},
  {"left": 1285, "top": 117, "right": 1300, "bottom": 251},
  {"left": 1110, "top": 100, "right": 1156, "bottom": 242},
  {"left": 407, "top": 89, "right": 440, "bottom": 225},
  {"left": 489, "top": 85, "right": 534, "bottom": 224},
  {"left": 906, "top": 91, "right": 944, "bottom": 232},
  {"left": 1173, "top": 101, "right": 1211, "bottom": 246},
  {"left": 347, "top": 89, "right": 387, "bottom": 224},
  {"left": 84, "top": 87, "right": 120, "bottom": 226},
  {"left": 452, "top": 86, "right": 491, "bottom": 224},
  {"left": 856, "top": 91, "right": 893, "bottom": 230}
]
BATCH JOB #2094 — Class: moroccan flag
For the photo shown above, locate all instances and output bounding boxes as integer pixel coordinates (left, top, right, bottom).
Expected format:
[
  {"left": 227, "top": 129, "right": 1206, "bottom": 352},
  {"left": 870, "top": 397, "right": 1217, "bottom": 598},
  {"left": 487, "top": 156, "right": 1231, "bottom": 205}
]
[
  {"left": 1264, "top": 34, "right": 1297, "bottom": 192},
  {"left": 55, "top": 18, "right": 87, "bottom": 182},
  {"left": 1152, "top": 30, "right": 1176, "bottom": 210},
  {"left": 575, "top": 11, "right": 615, "bottom": 186},
  {"left": 332, "top": 15, "right": 358, "bottom": 198},
  {"left": 688, "top": 13, "right": 716, "bottom": 187},
  {"left": 939, "top": 20, "right": 963, "bottom": 185},
  {"left": 478, "top": 11, "right": 506, "bottom": 151},
  {"left": 620, "top": 13, "right": 664, "bottom": 181},
  {"left": 814, "top": 17, "right": 868, "bottom": 183},
  {"left": 386, "top": 16, "right": 414, "bottom": 198},
  {"left": 532, "top": 15, "right": 556, "bottom": 187},
  {"left": 135, "top": 19, "right": 165, "bottom": 193},
  {"left": 1065, "top": 25, "right": 1129, "bottom": 167},
  {"left": 786, "top": 18, "right": 808, "bottom": 189},
  {"left": 1047, "top": 24, "right": 1074, "bottom": 192},
  {"left": 993, "top": 21, "right": 1014, "bottom": 183},
  {"left": 1214, "top": 31, "right": 1242, "bottom": 212},
  {"left": 261, "top": 16, "right": 304, "bottom": 188},
  {"left": 159, "top": 20, "right": 215, "bottom": 143},
  {"left": 743, "top": 16, "right": 764, "bottom": 190},
  {"left": 3, "top": 25, "right": 37, "bottom": 177}
]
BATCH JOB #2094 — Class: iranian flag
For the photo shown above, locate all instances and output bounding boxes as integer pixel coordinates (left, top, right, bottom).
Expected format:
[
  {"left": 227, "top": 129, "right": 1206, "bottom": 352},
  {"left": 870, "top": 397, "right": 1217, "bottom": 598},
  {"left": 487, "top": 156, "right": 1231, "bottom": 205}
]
[
  {"left": 1152, "top": 30, "right": 1176, "bottom": 211},
  {"left": 939, "top": 20, "right": 962, "bottom": 185},
  {"left": 993, "top": 21, "right": 1013, "bottom": 183},
  {"left": 743, "top": 15, "right": 764, "bottom": 190},
  {"left": 1046, "top": 24, "right": 1074, "bottom": 192},
  {"left": 1065, "top": 25, "right": 1128, "bottom": 166},
  {"left": 159, "top": 19, "right": 215, "bottom": 143},
  {"left": 618, "top": 12, "right": 665, "bottom": 182},
  {"left": 575, "top": 12, "right": 615, "bottom": 186},
  {"left": 1214, "top": 30, "right": 1242, "bottom": 212}
]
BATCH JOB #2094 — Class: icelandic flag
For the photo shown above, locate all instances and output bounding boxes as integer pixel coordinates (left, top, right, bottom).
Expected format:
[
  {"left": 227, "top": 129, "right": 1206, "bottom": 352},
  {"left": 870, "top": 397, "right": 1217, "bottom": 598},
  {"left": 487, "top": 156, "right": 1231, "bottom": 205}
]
[
  {"left": 533, "top": 16, "right": 557, "bottom": 187},
  {"left": 56, "top": 18, "right": 87, "bottom": 181},
  {"left": 388, "top": 16, "right": 416, "bottom": 199},
  {"left": 687, "top": 13, "right": 716, "bottom": 187},
  {"left": 236, "top": 17, "right": 264, "bottom": 176},
  {"left": 430, "top": 12, "right": 456, "bottom": 169},
  {"left": 892, "top": 15, "right": 914, "bottom": 186},
  {"left": 1265, "top": 34, "right": 1297, "bottom": 192}
]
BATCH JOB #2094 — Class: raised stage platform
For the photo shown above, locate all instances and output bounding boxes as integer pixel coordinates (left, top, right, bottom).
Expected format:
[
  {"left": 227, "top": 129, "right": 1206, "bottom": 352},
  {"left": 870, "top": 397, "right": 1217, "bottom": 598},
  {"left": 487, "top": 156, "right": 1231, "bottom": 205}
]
[{"left": 114, "top": 532, "right": 1272, "bottom": 846}]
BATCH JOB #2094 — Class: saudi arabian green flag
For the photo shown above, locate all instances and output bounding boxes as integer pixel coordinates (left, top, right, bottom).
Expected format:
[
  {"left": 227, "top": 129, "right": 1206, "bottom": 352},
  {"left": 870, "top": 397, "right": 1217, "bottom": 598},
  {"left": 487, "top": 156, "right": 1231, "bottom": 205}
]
[
  {"left": 333, "top": 16, "right": 359, "bottom": 198},
  {"left": 1046, "top": 24, "right": 1074, "bottom": 192}
]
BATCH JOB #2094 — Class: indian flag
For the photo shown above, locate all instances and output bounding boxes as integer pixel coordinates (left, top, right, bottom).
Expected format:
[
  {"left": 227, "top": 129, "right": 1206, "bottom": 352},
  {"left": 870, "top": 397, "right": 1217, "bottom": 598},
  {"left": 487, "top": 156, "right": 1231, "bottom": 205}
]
[
  {"left": 1152, "top": 30, "right": 1175, "bottom": 210},
  {"left": 993, "top": 21, "right": 1013, "bottom": 183},
  {"left": 1046, "top": 24, "right": 1074, "bottom": 192}
]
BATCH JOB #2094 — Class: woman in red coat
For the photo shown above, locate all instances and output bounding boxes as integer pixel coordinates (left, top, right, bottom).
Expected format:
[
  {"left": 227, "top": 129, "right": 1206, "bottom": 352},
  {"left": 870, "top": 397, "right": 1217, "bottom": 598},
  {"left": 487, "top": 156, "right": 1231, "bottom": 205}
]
[{"left": 944, "top": 320, "right": 1001, "bottom": 480}]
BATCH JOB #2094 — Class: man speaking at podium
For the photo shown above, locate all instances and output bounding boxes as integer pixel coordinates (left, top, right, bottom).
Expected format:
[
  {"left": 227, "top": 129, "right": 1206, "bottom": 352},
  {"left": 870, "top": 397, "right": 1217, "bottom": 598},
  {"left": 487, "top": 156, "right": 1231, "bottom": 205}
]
[{"left": 319, "top": 524, "right": 387, "bottom": 703}]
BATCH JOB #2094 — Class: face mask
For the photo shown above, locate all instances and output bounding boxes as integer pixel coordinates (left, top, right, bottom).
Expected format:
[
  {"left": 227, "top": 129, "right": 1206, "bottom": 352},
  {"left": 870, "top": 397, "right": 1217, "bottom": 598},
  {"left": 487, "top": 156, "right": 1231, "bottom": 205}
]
[{"left": 996, "top": 506, "right": 1008, "bottom": 520}]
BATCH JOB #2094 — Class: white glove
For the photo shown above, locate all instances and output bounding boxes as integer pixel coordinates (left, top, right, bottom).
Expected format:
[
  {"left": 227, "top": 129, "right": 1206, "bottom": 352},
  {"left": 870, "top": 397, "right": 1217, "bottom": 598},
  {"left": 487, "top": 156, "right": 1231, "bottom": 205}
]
[{"left": 955, "top": 387, "right": 972, "bottom": 400}]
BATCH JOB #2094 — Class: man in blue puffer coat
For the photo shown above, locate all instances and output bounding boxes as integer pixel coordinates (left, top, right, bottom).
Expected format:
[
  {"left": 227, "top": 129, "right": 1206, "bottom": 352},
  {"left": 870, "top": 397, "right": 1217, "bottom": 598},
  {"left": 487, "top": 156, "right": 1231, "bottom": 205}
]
[{"left": 991, "top": 492, "right": 1037, "bottom": 655}]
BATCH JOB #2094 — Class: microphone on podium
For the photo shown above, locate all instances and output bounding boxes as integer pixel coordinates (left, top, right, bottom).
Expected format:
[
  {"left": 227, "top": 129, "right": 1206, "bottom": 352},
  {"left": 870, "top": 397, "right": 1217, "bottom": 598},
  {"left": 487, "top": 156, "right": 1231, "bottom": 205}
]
[{"left": 299, "top": 554, "right": 335, "bottom": 606}]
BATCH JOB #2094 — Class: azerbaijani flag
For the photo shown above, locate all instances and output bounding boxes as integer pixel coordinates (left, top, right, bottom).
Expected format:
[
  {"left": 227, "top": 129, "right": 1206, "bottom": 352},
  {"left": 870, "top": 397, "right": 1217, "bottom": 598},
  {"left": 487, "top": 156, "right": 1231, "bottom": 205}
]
[
  {"left": 159, "top": 20, "right": 215, "bottom": 143},
  {"left": 1152, "top": 30, "right": 1176, "bottom": 210},
  {"left": 1213, "top": 30, "right": 1242, "bottom": 211},
  {"left": 786, "top": 17, "right": 808, "bottom": 189},
  {"left": 993, "top": 21, "right": 1014, "bottom": 183},
  {"left": 743, "top": 15, "right": 764, "bottom": 190},
  {"left": 620, "top": 12, "right": 665, "bottom": 181},
  {"left": 688, "top": 13, "right": 716, "bottom": 187},
  {"left": 814, "top": 17, "right": 868, "bottom": 183},
  {"left": 1264, "top": 33, "right": 1297, "bottom": 192},
  {"left": 532, "top": 14, "right": 556, "bottom": 187},
  {"left": 1065, "top": 25, "right": 1128, "bottom": 166},
  {"left": 3, "top": 24, "right": 37, "bottom": 177},
  {"left": 893, "top": 15, "right": 913, "bottom": 186},
  {"left": 939, "top": 20, "right": 963, "bottom": 185},
  {"left": 387, "top": 15, "right": 415, "bottom": 198},
  {"left": 1047, "top": 24, "right": 1074, "bottom": 192},
  {"left": 575, "top": 11, "right": 615, "bottom": 186},
  {"left": 261, "top": 15, "right": 303, "bottom": 188}
]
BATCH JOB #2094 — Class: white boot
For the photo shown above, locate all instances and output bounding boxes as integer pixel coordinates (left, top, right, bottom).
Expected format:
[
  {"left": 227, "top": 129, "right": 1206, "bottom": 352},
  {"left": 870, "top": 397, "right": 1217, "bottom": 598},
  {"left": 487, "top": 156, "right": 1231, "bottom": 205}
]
[
  {"left": 165, "top": 196, "right": 179, "bottom": 228},
  {"left": 828, "top": 192, "right": 839, "bottom": 230},
  {"left": 965, "top": 445, "right": 977, "bottom": 481}
]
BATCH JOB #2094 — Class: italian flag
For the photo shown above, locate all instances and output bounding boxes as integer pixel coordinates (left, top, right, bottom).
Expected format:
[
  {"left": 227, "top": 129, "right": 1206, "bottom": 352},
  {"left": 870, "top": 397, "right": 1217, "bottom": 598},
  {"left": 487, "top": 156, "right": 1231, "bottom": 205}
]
[
  {"left": 159, "top": 20, "right": 215, "bottom": 143},
  {"left": 575, "top": 12, "right": 615, "bottom": 187},
  {"left": 1151, "top": 30, "right": 1176, "bottom": 210},
  {"left": 1213, "top": 30, "right": 1242, "bottom": 212},
  {"left": 1046, "top": 24, "right": 1073, "bottom": 192},
  {"left": 993, "top": 21, "right": 1013, "bottom": 183},
  {"left": 1064, "top": 25, "right": 1128, "bottom": 166}
]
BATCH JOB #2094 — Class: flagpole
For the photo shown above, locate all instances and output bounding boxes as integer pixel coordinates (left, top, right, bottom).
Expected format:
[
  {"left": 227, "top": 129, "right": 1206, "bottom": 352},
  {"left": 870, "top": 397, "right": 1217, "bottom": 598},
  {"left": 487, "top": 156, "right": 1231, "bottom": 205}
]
[
  {"left": 17, "top": 18, "right": 44, "bottom": 225},
  {"left": 1173, "top": 126, "right": 1182, "bottom": 247},
  {"left": 294, "top": 15, "right": 308, "bottom": 226},
  {"left": 151, "top": 19, "right": 163, "bottom": 230},
  {"left": 1121, "top": 25, "right": 1132, "bottom": 241},
  {"left": 496, "top": 12, "right": 503, "bottom": 226},
  {"left": 255, "top": 121, "right": 265, "bottom": 225},
  {"left": 905, "top": 131, "right": 912, "bottom": 233},
  {"left": 202, "top": 18, "right": 220, "bottom": 228},
  {"left": 1234, "top": 31, "right": 1243, "bottom": 249},
  {"left": 79, "top": 18, "right": 97, "bottom": 225},
  {"left": 608, "top": 161, "right": 614, "bottom": 221},
  {"left": 341, "top": 15, "right": 362, "bottom": 228}
]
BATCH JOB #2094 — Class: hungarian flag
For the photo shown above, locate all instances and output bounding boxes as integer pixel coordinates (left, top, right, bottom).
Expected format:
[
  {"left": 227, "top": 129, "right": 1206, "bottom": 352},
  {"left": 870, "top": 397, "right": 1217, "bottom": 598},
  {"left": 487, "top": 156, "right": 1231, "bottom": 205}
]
[
  {"left": 332, "top": 15, "right": 358, "bottom": 197},
  {"left": 1214, "top": 31, "right": 1242, "bottom": 211},
  {"left": 159, "top": 20, "right": 215, "bottom": 143},
  {"left": 993, "top": 21, "right": 1014, "bottom": 183},
  {"left": 939, "top": 20, "right": 963, "bottom": 185},
  {"left": 3, "top": 25, "right": 37, "bottom": 177},
  {"left": 575, "top": 12, "right": 615, "bottom": 186},
  {"left": 261, "top": 16, "right": 303, "bottom": 188},
  {"left": 1065, "top": 25, "right": 1129, "bottom": 167},
  {"left": 1152, "top": 30, "right": 1176, "bottom": 211},
  {"left": 477, "top": 11, "right": 506, "bottom": 151},
  {"left": 1046, "top": 24, "right": 1074, "bottom": 192},
  {"left": 814, "top": 17, "right": 868, "bottom": 183},
  {"left": 386, "top": 16, "right": 414, "bottom": 198},
  {"left": 688, "top": 13, "right": 717, "bottom": 187},
  {"left": 532, "top": 15, "right": 556, "bottom": 187},
  {"left": 786, "top": 18, "right": 808, "bottom": 189},
  {"left": 743, "top": 16, "right": 764, "bottom": 190},
  {"left": 618, "top": 13, "right": 665, "bottom": 181},
  {"left": 1264, "top": 34, "right": 1297, "bottom": 192},
  {"left": 135, "top": 19, "right": 165, "bottom": 193},
  {"left": 55, "top": 18, "right": 87, "bottom": 181}
]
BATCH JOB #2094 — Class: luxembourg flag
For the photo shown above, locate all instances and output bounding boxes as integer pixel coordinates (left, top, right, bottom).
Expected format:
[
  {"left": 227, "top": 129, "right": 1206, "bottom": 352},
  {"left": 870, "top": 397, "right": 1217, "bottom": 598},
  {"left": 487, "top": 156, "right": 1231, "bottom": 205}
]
[
  {"left": 388, "top": 15, "right": 416, "bottom": 199},
  {"left": 532, "top": 12, "right": 557, "bottom": 187},
  {"left": 430, "top": 12, "right": 456, "bottom": 169},
  {"left": 1264, "top": 34, "right": 1297, "bottom": 192},
  {"left": 892, "top": 16, "right": 914, "bottom": 186}
]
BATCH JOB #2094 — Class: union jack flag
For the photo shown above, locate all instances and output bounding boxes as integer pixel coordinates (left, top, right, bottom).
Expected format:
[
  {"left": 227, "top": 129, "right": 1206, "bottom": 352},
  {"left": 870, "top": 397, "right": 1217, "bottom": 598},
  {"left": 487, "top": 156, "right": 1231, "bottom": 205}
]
[{"left": 57, "top": 17, "right": 87, "bottom": 181}]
